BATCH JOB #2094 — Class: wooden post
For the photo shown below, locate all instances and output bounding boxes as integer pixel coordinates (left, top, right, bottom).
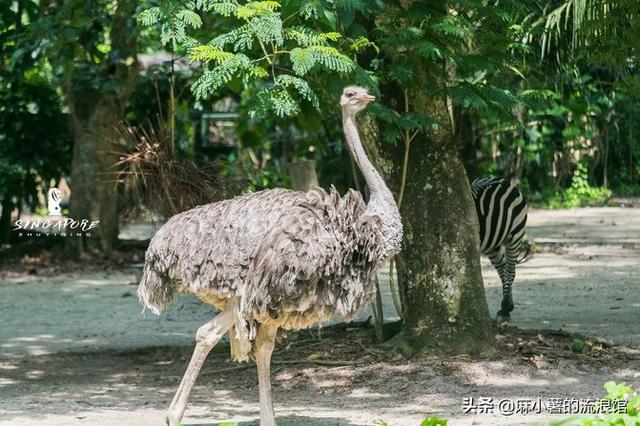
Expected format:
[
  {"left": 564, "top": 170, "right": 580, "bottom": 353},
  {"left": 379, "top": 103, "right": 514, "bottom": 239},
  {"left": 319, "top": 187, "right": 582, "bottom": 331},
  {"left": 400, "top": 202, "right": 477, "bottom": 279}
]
[{"left": 288, "top": 159, "right": 319, "bottom": 191}]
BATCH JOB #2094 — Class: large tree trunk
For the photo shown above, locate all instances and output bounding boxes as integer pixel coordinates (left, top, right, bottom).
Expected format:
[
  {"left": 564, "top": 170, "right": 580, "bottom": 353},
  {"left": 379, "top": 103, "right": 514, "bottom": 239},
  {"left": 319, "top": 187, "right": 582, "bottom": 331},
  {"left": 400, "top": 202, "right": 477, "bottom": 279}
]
[
  {"left": 288, "top": 159, "right": 319, "bottom": 191},
  {"left": 0, "top": 198, "right": 14, "bottom": 244},
  {"left": 67, "top": 96, "right": 125, "bottom": 252},
  {"left": 360, "top": 92, "right": 493, "bottom": 356},
  {"left": 64, "top": 0, "right": 138, "bottom": 253},
  {"left": 454, "top": 107, "right": 479, "bottom": 179}
]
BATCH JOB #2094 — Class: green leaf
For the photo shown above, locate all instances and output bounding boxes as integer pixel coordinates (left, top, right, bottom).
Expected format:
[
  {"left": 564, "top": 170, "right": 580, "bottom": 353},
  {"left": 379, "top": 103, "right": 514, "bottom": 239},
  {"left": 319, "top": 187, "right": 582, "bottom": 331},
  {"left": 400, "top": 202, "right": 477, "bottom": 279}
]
[
  {"left": 191, "top": 54, "right": 252, "bottom": 99},
  {"left": 189, "top": 45, "right": 233, "bottom": 63},
  {"left": 420, "top": 416, "right": 448, "bottom": 426},
  {"left": 275, "top": 75, "right": 319, "bottom": 107},
  {"left": 176, "top": 9, "right": 203, "bottom": 29},
  {"left": 137, "top": 7, "right": 162, "bottom": 26},
  {"left": 290, "top": 47, "right": 316, "bottom": 75}
]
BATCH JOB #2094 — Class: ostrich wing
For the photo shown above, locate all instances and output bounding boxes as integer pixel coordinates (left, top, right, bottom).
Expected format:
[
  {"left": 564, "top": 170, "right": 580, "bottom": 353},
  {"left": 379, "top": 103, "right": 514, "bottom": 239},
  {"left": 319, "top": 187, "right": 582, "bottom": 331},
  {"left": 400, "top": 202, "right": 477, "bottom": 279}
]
[{"left": 239, "top": 187, "right": 384, "bottom": 334}]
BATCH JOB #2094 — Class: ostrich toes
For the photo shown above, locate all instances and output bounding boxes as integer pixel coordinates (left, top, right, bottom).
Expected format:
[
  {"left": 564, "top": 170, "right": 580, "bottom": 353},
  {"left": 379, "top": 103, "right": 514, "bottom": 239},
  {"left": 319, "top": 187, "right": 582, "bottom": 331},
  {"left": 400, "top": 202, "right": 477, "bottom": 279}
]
[{"left": 164, "top": 412, "right": 180, "bottom": 426}]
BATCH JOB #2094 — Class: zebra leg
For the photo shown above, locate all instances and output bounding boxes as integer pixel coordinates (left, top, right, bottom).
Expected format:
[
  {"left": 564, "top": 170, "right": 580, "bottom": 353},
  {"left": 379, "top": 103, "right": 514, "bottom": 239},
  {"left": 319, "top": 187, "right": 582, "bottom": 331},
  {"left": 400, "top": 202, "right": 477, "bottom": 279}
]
[
  {"left": 487, "top": 247, "right": 511, "bottom": 321},
  {"left": 497, "top": 239, "right": 520, "bottom": 319}
]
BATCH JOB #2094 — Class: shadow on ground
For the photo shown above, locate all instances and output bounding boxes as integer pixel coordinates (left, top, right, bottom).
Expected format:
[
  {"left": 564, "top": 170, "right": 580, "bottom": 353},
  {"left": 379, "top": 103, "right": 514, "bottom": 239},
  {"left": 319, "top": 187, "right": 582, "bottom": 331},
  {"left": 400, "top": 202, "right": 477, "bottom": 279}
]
[{"left": 1, "top": 328, "right": 639, "bottom": 426}]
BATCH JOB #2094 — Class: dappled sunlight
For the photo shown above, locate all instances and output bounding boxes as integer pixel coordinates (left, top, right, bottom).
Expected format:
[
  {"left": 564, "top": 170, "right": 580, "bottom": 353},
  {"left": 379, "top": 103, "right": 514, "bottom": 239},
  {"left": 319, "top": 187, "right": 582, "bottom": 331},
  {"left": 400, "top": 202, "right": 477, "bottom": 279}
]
[
  {"left": 527, "top": 208, "right": 640, "bottom": 244},
  {"left": 0, "top": 272, "right": 215, "bottom": 357},
  {"left": 2, "top": 208, "right": 640, "bottom": 425},
  {"left": 460, "top": 360, "right": 581, "bottom": 388}
]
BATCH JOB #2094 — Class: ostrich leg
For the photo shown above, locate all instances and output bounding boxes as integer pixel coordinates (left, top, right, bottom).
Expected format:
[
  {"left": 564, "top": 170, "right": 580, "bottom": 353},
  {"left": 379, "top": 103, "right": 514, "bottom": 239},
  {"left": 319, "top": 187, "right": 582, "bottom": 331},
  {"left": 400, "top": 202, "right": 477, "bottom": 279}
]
[
  {"left": 253, "top": 324, "right": 278, "bottom": 426},
  {"left": 165, "top": 307, "right": 235, "bottom": 426}
]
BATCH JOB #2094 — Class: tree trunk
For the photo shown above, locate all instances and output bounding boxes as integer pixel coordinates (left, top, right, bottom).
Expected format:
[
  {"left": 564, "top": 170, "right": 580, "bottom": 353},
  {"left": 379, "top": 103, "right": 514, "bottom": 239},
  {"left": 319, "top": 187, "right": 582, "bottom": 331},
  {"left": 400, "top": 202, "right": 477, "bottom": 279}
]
[
  {"left": 64, "top": 0, "right": 138, "bottom": 254},
  {"left": 288, "top": 159, "right": 319, "bottom": 191},
  {"left": 67, "top": 95, "right": 124, "bottom": 252},
  {"left": 0, "top": 198, "right": 14, "bottom": 244},
  {"left": 454, "top": 107, "right": 478, "bottom": 179},
  {"left": 359, "top": 92, "right": 493, "bottom": 356}
]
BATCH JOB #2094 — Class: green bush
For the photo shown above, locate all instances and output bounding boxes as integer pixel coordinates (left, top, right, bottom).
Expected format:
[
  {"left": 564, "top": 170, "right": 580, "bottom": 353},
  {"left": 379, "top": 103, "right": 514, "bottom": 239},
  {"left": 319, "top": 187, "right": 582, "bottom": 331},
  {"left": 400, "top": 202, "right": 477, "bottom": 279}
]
[
  {"left": 540, "top": 164, "right": 613, "bottom": 208},
  {"left": 550, "top": 376, "right": 640, "bottom": 425}
]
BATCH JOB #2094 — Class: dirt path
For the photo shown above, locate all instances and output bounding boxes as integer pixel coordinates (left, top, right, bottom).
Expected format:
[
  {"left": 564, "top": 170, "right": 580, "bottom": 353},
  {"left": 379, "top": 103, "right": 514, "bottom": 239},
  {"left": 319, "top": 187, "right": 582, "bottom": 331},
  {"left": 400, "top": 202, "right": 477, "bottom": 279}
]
[
  {"left": 1, "top": 206, "right": 639, "bottom": 426},
  {"left": 484, "top": 206, "right": 640, "bottom": 347}
]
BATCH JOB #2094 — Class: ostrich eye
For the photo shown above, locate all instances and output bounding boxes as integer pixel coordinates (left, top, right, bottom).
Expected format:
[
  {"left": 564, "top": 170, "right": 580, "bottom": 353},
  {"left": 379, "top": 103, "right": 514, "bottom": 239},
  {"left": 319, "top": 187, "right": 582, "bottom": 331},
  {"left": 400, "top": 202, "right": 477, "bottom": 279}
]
[{"left": 346, "top": 92, "right": 355, "bottom": 98}]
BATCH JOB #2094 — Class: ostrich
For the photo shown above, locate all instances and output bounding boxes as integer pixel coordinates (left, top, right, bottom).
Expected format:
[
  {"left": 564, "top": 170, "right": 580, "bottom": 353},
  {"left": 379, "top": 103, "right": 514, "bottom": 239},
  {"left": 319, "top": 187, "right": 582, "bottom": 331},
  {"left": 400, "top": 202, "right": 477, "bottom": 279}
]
[{"left": 138, "top": 86, "right": 402, "bottom": 426}]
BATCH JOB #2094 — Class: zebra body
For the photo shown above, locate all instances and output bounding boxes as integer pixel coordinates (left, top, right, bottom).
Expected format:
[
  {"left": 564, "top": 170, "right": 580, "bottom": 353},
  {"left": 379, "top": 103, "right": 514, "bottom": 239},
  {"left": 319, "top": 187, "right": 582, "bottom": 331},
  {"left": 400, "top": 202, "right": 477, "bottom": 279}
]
[{"left": 471, "top": 177, "right": 528, "bottom": 319}]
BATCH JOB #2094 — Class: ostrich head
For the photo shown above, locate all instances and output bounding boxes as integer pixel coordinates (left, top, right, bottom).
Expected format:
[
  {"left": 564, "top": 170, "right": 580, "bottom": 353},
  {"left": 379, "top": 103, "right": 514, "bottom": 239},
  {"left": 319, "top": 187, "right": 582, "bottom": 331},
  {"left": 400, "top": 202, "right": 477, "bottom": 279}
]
[{"left": 340, "top": 86, "right": 375, "bottom": 113}]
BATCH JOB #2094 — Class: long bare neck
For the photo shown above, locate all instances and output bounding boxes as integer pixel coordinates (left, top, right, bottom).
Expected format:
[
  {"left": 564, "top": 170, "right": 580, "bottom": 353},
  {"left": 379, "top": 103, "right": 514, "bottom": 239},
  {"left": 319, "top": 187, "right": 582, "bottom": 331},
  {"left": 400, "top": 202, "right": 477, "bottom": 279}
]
[{"left": 342, "top": 110, "right": 402, "bottom": 257}]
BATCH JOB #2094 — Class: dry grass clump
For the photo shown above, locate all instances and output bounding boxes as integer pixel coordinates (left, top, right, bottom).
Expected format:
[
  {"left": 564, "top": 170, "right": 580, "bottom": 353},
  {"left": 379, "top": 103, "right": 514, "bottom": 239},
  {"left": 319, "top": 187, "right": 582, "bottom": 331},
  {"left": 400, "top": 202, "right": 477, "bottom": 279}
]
[{"left": 115, "top": 123, "right": 241, "bottom": 219}]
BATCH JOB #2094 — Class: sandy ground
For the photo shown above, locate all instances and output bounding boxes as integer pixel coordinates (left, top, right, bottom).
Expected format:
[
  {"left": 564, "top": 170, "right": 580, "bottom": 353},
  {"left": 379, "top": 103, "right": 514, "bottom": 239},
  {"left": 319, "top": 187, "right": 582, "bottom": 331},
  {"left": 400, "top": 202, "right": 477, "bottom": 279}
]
[{"left": 1, "top": 205, "right": 639, "bottom": 426}]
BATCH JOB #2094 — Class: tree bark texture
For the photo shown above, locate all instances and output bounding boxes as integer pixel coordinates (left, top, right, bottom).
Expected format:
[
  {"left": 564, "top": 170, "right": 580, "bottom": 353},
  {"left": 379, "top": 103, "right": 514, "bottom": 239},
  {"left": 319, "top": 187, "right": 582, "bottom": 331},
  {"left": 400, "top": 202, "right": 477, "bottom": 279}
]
[
  {"left": 288, "top": 159, "right": 319, "bottom": 191},
  {"left": 359, "top": 92, "right": 493, "bottom": 355},
  {"left": 65, "top": 0, "right": 138, "bottom": 253}
]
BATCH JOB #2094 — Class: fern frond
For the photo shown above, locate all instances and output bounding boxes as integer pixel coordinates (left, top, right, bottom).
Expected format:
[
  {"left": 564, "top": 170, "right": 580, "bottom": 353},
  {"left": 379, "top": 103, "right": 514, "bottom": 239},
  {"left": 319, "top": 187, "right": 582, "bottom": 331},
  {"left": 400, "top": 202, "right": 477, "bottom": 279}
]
[
  {"left": 236, "top": 1, "right": 280, "bottom": 19},
  {"left": 189, "top": 45, "right": 234, "bottom": 63},
  {"left": 201, "top": 0, "right": 239, "bottom": 16},
  {"left": 350, "top": 36, "right": 379, "bottom": 53},
  {"left": 138, "top": 7, "right": 162, "bottom": 26},
  {"left": 191, "top": 54, "right": 252, "bottom": 99},
  {"left": 275, "top": 75, "right": 319, "bottom": 107},
  {"left": 247, "top": 66, "right": 269, "bottom": 79},
  {"left": 289, "top": 47, "right": 316, "bottom": 75},
  {"left": 253, "top": 86, "right": 300, "bottom": 117},
  {"left": 176, "top": 9, "right": 203, "bottom": 29},
  {"left": 212, "top": 23, "right": 255, "bottom": 50},
  {"left": 252, "top": 16, "right": 284, "bottom": 45},
  {"left": 285, "top": 27, "right": 340, "bottom": 46},
  {"left": 308, "top": 46, "right": 354, "bottom": 72},
  {"left": 290, "top": 45, "right": 354, "bottom": 75}
]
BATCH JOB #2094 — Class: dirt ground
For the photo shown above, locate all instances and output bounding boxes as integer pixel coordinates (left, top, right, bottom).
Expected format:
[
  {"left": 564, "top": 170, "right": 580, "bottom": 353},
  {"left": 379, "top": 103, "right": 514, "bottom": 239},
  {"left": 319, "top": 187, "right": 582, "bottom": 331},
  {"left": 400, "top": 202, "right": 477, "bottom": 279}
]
[{"left": 1, "top": 204, "right": 639, "bottom": 426}]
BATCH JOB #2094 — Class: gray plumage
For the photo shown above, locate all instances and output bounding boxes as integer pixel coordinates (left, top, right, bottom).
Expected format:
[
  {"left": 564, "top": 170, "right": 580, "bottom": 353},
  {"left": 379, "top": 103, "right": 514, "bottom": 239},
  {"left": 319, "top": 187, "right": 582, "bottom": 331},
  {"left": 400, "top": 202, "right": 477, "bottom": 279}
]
[
  {"left": 139, "top": 186, "right": 391, "bottom": 360},
  {"left": 138, "top": 86, "right": 403, "bottom": 369}
]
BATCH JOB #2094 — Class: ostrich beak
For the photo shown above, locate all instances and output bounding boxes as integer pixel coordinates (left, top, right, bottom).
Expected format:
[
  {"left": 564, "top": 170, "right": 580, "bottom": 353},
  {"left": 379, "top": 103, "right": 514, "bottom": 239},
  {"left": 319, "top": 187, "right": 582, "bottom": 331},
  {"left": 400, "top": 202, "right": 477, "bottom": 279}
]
[{"left": 355, "top": 94, "right": 375, "bottom": 102}]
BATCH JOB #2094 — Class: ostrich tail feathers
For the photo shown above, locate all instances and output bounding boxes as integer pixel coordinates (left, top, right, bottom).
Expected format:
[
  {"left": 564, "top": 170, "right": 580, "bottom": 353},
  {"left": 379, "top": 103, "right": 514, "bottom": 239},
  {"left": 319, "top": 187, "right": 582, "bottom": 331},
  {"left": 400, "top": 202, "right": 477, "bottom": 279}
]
[{"left": 137, "top": 267, "right": 177, "bottom": 314}]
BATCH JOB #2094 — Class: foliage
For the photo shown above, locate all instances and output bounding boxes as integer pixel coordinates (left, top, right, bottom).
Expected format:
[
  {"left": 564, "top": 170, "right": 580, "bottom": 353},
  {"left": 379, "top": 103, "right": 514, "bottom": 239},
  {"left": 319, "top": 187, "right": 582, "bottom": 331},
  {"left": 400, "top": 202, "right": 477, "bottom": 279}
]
[
  {"left": 133, "top": 0, "right": 640, "bottom": 207},
  {"left": 541, "top": 0, "right": 639, "bottom": 70},
  {"left": 420, "top": 417, "right": 448, "bottom": 426},
  {"left": 0, "top": 76, "right": 71, "bottom": 208},
  {"left": 374, "top": 417, "right": 448, "bottom": 426},
  {"left": 30, "top": 0, "right": 138, "bottom": 96},
  {"left": 571, "top": 337, "right": 585, "bottom": 353},
  {"left": 138, "top": 0, "right": 360, "bottom": 117},
  {"left": 0, "top": 0, "right": 72, "bottom": 222},
  {"left": 539, "top": 163, "right": 613, "bottom": 208},
  {"left": 550, "top": 376, "right": 640, "bottom": 426},
  {"left": 467, "top": 2, "right": 640, "bottom": 202}
]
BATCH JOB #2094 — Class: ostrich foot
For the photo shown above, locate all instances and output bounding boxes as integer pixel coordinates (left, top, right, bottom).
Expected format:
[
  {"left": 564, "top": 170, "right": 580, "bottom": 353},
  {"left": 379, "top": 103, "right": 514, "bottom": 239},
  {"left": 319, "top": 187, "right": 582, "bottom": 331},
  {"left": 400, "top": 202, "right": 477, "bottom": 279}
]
[{"left": 164, "top": 412, "right": 180, "bottom": 426}]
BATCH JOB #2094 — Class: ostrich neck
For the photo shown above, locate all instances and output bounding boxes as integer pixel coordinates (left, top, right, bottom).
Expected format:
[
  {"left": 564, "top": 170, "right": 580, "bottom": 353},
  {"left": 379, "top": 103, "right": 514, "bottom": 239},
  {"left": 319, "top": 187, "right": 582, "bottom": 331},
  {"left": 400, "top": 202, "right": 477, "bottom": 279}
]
[{"left": 342, "top": 111, "right": 402, "bottom": 257}]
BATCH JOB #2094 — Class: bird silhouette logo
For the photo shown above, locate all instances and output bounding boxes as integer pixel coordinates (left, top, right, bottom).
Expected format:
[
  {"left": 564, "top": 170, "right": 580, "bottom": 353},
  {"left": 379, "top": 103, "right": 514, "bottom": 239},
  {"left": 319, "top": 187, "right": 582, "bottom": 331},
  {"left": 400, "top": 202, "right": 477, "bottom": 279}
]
[{"left": 47, "top": 188, "right": 62, "bottom": 216}]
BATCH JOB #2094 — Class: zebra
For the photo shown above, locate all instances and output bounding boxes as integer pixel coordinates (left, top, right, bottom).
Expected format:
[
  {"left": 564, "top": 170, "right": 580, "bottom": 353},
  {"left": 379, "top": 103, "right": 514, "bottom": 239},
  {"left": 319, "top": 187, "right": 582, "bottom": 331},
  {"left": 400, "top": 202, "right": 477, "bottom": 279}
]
[{"left": 471, "top": 177, "right": 528, "bottom": 321}]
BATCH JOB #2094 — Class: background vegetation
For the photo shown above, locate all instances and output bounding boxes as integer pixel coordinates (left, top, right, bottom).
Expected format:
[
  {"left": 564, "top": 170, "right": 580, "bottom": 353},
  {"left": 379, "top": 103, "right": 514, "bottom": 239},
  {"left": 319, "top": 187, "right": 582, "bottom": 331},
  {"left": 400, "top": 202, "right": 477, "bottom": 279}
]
[{"left": 1, "top": 0, "right": 638, "bottom": 354}]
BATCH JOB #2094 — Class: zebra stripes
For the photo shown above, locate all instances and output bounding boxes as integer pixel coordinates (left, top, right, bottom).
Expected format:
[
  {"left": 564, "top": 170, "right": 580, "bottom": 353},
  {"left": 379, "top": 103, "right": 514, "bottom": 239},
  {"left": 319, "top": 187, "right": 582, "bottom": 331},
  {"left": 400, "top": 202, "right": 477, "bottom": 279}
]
[{"left": 471, "top": 177, "right": 528, "bottom": 320}]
